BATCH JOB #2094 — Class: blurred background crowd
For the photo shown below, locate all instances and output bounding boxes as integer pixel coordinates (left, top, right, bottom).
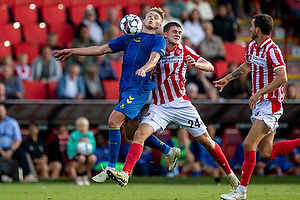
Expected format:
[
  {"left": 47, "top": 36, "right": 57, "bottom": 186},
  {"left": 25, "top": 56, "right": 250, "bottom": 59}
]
[{"left": 0, "top": 0, "right": 300, "bottom": 184}]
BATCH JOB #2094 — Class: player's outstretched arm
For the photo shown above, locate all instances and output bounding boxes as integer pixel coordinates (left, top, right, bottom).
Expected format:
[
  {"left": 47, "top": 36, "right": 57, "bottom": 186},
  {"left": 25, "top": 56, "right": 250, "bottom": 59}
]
[
  {"left": 53, "top": 44, "right": 113, "bottom": 62},
  {"left": 214, "top": 62, "right": 250, "bottom": 92},
  {"left": 136, "top": 52, "right": 161, "bottom": 77}
]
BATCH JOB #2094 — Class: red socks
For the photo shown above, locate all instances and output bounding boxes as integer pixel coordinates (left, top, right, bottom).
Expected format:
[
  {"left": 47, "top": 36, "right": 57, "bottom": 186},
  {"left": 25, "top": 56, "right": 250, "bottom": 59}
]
[
  {"left": 123, "top": 143, "right": 143, "bottom": 176},
  {"left": 270, "top": 138, "right": 300, "bottom": 160},
  {"left": 208, "top": 142, "right": 232, "bottom": 175},
  {"left": 240, "top": 150, "right": 256, "bottom": 187}
]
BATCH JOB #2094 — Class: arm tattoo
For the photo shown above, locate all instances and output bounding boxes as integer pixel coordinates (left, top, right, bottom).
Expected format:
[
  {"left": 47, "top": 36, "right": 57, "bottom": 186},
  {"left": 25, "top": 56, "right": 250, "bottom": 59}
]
[{"left": 232, "top": 70, "right": 242, "bottom": 78}]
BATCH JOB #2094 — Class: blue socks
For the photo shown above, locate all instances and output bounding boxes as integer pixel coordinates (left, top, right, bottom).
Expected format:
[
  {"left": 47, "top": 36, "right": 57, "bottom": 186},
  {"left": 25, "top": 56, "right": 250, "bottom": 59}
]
[
  {"left": 145, "top": 134, "right": 171, "bottom": 155},
  {"left": 107, "top": 128, "right": 121, "bottom": 168}
]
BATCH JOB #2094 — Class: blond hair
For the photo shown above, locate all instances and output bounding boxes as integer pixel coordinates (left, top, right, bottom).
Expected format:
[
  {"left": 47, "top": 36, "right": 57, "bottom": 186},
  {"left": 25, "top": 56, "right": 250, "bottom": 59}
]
[
  {"left": 75, "top": 116, "right": 89, "bottom": 125},
  {"left": 148, "top": 7, "right": 164, "bottom": 21}
]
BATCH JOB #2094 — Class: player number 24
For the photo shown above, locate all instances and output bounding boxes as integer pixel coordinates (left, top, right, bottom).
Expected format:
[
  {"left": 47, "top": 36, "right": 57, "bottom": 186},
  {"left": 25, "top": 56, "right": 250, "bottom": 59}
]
[{"left": 188, "top": 118, "right": 201, "bottom": 128}]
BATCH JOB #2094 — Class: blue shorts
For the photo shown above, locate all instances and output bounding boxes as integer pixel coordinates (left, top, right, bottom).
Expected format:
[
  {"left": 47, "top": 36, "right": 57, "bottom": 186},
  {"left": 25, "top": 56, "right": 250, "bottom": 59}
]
[{"left": 114, "top": 87, "right": 151, "bottom": 120}]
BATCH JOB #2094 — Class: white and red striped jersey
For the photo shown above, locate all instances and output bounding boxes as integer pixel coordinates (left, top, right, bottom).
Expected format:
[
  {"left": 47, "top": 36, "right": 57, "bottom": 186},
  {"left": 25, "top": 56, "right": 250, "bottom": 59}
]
[
  {"left": 152, "top": 43, "right": 201, "bottom": 105},
  {"left": 245, "top": 36, "right": 286, "bottom": 113},
  {"left": 15, "top": 65, "right": 32, "bottom": 81}
]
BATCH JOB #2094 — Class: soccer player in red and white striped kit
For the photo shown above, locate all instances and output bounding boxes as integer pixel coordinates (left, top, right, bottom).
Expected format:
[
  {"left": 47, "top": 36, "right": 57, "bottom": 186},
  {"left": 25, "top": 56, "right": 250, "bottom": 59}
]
[
  {"left": 215, "top": 14, "right": 300, "bottom": 200},
  {"left": 107, "top": 21, "right": 240, "bottom": 189}
]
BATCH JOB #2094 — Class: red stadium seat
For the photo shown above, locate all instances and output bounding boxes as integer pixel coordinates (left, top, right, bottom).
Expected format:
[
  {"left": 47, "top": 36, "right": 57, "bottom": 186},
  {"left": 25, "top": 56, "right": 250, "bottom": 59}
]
[
  {"left": 126, "top": 6, "right": 141, "bottom": 15},
  {"left": 224, "top": 42, "right": 246, "bottom": 64},
  {"left": 42, "top": 0, "right": 70, "bottom": 6},
  {"left": 98, "top": 0, "right": 124, "bottom": 7},
  {"left": 0, "top": 6, "right": 9, "bottom": 25},
  {"left": 49, "top": 24, "right": 74, "bottom": 48},
  {"left": 127, "top": 0, "right": 146, "bottom": 6},
  {"left": 14, "top": 42, "right": 39, "bottom": 64},
  {"left": 47, "top": 80, "right": 58, "bottom": 99},
  {"left": 13, "top": 5, "right": 39, "bottom": 25},
  {"left": 0, "top": 23, "right": 22, "bottom": 45},
  {"left": 23, "top": 24, "right": 48, "bottom": 45},
  {"left": 13, "top": 0, "right": 42, "bottom": 6},
  {"left": 70, "top": 0, "right": 99, "bottom": 6},
  {"left": 102, "top": 79, "right": 119, "bottom": 100},
  {"left": 23, "top": 80, "right": 47, "bottom": 100},
  {"left": 214, "top": 60, "right": 228, "bottom": 79},
  {"left": 0, "top": 0, "right": 13, "bottom": 6},
  {"left": 41, "top": 5, "right": 67, "bottom": 26},
  {"left": 0, "top": 42, "right": 12, "bottom": 58},
  {"left": 221, "top": 126, "right": 244, "bottom": 161},
  {"left": 69, "top": 5, "right": 86, "bottom": 26}
]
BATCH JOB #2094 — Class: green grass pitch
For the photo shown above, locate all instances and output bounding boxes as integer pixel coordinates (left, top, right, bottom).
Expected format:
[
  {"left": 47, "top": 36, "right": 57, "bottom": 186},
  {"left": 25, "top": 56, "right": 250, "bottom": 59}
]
[{"left": 0, "top": 176, "right": 299, "bottom": 200}]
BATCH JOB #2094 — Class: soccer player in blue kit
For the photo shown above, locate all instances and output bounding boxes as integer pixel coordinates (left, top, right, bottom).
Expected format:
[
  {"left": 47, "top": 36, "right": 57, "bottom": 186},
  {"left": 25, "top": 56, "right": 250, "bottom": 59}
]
[{"left": 54, "top": 7, "right": 181, "bottom": 183}]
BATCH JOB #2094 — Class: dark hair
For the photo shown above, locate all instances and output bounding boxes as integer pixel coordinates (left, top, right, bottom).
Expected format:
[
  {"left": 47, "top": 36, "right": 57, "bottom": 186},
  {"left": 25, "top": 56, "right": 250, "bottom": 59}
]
[
  {"left": 163, "top": 22, "right": 182, "bottom": 33},
  {"left": 253, "top": 14, "right": 273, "bottom": 36}
]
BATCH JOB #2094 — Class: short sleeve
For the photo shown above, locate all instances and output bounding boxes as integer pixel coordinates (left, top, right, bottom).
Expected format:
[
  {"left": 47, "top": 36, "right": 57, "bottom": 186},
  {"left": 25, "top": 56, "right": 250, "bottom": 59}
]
[
  {"left": 267, "top": 47, "right": 286, "bottom": 71},
  {"left": 151, "top": 35, "right": 166, "bottom": 57},
  {"left": 108, "top": 35, "right": 126, "bottom": 53}
]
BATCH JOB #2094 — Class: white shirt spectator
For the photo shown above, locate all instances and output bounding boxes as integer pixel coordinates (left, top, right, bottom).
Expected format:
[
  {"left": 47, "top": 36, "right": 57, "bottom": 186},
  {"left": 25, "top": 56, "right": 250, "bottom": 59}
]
[
  {"left": 64, "top": 75, "right": 78, "bottom": 98},
  {"left": 183, "top": 20, "right": 205, "bottom": 47},
  {"left": 186, "top": 0, "right": 214, "bottom": 21}
]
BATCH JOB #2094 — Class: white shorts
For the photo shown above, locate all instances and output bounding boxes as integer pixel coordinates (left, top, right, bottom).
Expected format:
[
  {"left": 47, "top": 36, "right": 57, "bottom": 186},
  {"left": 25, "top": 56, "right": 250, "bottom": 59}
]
[
  {"left": 250, "top": 99, "right": 283, "bottom": 134},
  {"left": 141, "top": 97, "right": 207, "bottom": 137}
]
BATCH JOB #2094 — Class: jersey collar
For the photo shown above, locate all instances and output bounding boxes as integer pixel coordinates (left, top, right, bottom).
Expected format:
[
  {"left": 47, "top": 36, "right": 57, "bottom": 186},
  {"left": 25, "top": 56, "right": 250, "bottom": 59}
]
[
  {"left": 257, "top": 36, "right": 271, "bottom": 49},
  {"left": 166, "top": 44, "right": 179, "bottom": 53}
]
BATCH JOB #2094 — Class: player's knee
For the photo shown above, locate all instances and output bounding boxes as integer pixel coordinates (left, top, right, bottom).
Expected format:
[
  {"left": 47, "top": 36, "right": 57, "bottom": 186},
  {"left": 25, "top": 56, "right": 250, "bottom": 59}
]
[
  {"left": 260, "top": 151, "right": 271, "bottom": 160},
  {"left": 133, "top": 129, "right": 145, "bottom": 142},
  {"left": 243, "top": 140, "right": 256, "bottom": 151}
]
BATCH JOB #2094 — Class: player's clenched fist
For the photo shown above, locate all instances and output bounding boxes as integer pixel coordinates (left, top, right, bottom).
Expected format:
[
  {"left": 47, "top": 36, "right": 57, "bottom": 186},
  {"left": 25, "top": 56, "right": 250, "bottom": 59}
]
[{"left": 213, "top": 78, "right": 228, "bottom": 92}]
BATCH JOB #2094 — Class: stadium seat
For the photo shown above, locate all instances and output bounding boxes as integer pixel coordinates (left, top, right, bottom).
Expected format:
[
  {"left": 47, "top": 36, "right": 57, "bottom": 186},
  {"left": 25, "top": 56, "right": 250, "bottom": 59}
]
[
  {"left": 224, "top": 42, "right": 246, "bottom": 64},
  {"left": 14, "top": 42, "right": 39, "bottom": 64},
  {"left": 0, "top": 0, "right": 13, "bottom": 6},
  {"left": 41, "top": 5, "right": 67, "bottom": 26},
  {"left": 102, "top": 80, "right": 119, "bottom": 100},
  {"left": 214, "top": 60, "right": 228, "bottom": 79},
  {"left": 13, "top": 0, "right": 42, "bottom": 6},
  {"left": 23, "top": 24, "right": 48, "bottom": 45},
  {"left": 126, "top": 6, "right": 141, "bottom": 15},
  {"left": 70, "top": 0, "right": 99, "bottom": 6},
  {"left": 0, "top": 42, "right": 12, "bottom": 58},
  {"left": 49, "top": 24, "right": 74, "bottom": 48},
  {"left": 23, "top": 81, "right": 47, "bottom": 100},
  {"left": 12, "top": 5, "right": 39, "bottom": 25},
  {"left": 111, "top": 61, "right": 122, "bottom": 80},
  {"left": 127, "top": 0, "right": 146, "bottom": 6},
  {"left": 0, "top": 6, "right": 9, "bottom": 25},
  {"left": 289, "top": 126, "right": 300, "bottom": 140},
  {"left": 221, "top": 126, "right": 244, "bottom": 162},
  {"left": 98, "top": 0, "right": 125, "bottom": 7},
  {"left": 69, "top": 5, "right": 86, "bottom": 26},
  {"left": 42, "top": 0, "right": 70, "bottom": 6},
  {"left": 0, "top": 23, "right": 22, "bottom": 45},
  {"left": 47, "top": 80, "right": 58, "bottom": 99}
]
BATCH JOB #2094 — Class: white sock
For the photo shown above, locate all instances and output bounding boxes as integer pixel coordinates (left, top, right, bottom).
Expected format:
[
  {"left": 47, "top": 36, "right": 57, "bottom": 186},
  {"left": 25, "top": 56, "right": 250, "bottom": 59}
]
[
  {"left": 166, "top": 148, "right": 174, "bottom": 158},
  {"left": 122, "top": 171, "right": 129, "bottom": 178},
  {"left": 106, "top": 166, "right": 115, "bottom": 171},
  {"left": 237, "top": 185, "right": 247, "bottom": 194},
  {"left": 227, "top": 171, "right": 234, "bottom": 178}
]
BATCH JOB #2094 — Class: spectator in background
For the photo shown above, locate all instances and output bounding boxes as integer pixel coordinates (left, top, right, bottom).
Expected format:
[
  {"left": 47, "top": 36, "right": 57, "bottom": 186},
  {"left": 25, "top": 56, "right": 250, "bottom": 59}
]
[
  {"left": 168, "top": 128, "right": 201, "bottom": 177},
  {"left": 1, "top": 65, "right": 24, "bottom": 99},
  {"left": 84, "top": 63, "right": 105, "bottom": 99},
  {"left": 0, "top": 55, "right": 14, "bottom": 76},
  {"left": 211, "top": 3, "right": 236, "bottom": 42},
  {"left": 82, "top": 7, "right": 104, "bottom": 44},
  {"left": 164, "top": 0, "right": 189, "bottom": 21},
  {"left": 15, "top": 53, "right": 32, "bottom": 81},
  {"left": 198, "top": 124, "right": 224, "bottom": 182},
  {"left": 219, "top": 62, "right": 251, "bottom": 99},
  {"left": 199, "top": 21, "right": 225, "bottom": 63},
  {"left": 48, "top": 125, "right": 70, "bottom": 177},
  {"left": 47, "top": 32, "right": 61, "bottom": 50},
  {"left": 0, "top": 103, "right": 38, "bottom": 183},
  {"left": 0, "top": 82, "right": 6, "bottom": 102},
  {"left": 183, "top": 9, "right": 205, "bottom": 48},
  {"left": 22, "top": 122, "right": 62, "bottom": 178},
  {"left": 31, "top": 46, "right": 62, "bottom": 84},
  {"left": 186, "top": 82, "right": 200, "bottom": 100},
  {"left": 67, "top": 117, "right": 97, "bottom": 185},
  {"left": 186, "top": 0, "right": 214, "bottom": 21},
  {"left": 187, "top": 69, "right": 214, "bottom": 99},
  {"left": 286, "top": 83, "right": 300, "bottom": 99},
  {"left": 290, "top": 147, "right": 300, "bottom": 176},
  {"left": 101, "top": 7, "right": 121, "bottom": 32},
  {"left": 99, "top": 26, "right": 123, "bottom": 62},
  {"left": 157, "top": 4, "right": 183, "bottom": 36},
  {"left": 93, "top": 55, "right": 117, "bottom": 80},
  {"left": 65, "top": 25, "right": 95, "bottom": 74},
  {"left": 139, "top": 4, "right": 151, "bottom": 21},
  {"left": 56, "top": 63, "right": 86, "bottom": 100}
]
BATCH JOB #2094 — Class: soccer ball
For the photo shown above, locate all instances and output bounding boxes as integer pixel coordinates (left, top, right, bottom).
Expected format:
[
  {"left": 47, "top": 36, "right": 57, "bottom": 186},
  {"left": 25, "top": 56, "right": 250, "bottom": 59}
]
[
  {"left": 120, "top": 14, "right": 143, "bottom": 36},
  {"left": 77, "top": 141, "right": 93, "bottom": 156}
]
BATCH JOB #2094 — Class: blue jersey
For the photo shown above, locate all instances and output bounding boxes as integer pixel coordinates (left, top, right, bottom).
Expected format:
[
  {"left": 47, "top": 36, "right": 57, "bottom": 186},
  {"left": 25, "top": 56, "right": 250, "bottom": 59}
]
[{"left": 108, "top": 32, "right": 166, "bottom": 90}]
